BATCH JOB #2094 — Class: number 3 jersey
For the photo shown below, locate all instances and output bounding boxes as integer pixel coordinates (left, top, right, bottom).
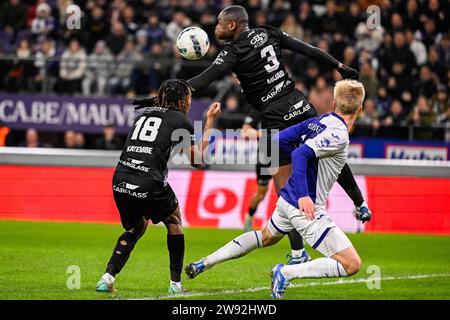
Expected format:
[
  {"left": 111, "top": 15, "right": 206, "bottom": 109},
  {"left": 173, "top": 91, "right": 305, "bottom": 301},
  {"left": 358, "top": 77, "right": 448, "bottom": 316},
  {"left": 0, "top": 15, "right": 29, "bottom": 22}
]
[
  {"left": 188, "top": 25, "right": 294, "bottom": 112},
  {"left": 116, "top": 106, "right": 195, "bottom": 184}
]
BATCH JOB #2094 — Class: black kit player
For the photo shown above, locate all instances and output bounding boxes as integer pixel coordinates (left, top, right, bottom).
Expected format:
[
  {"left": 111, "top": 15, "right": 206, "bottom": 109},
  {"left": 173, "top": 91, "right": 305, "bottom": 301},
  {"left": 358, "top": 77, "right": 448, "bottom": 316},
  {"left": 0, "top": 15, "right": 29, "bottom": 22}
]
[
  {"left": 96, "top": 79, "right": 221, "bottom": 294},
  {"left": 134, "top": 6, "right": 372, "bottom": 265}
]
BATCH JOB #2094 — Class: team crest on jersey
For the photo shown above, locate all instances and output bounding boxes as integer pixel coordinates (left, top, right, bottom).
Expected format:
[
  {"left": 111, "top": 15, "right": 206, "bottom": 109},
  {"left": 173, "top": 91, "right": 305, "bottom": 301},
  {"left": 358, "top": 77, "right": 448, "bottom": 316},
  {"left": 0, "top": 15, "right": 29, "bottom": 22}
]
[
  {"left": 213, "top": 50, "right": 228, "bottom": 65},
  {"left": 250, "top": 32, "right": 268, "bottom": 48}
]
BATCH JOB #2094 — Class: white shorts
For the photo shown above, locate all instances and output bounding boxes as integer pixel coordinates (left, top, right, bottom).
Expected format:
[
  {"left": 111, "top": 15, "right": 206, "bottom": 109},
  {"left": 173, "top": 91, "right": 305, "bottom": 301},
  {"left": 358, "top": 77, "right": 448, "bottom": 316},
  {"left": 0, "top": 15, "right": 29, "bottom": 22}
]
[{"left": 267, "top": 197, "right": 353, "bottom": 257}]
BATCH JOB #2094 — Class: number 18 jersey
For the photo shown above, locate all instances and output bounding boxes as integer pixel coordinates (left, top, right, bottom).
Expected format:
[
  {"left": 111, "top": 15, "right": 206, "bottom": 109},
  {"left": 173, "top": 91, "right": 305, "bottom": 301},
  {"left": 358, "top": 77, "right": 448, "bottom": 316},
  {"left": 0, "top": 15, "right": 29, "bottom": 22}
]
[{"left": 116, "top": 106, "right": 195, "bottom": 183}]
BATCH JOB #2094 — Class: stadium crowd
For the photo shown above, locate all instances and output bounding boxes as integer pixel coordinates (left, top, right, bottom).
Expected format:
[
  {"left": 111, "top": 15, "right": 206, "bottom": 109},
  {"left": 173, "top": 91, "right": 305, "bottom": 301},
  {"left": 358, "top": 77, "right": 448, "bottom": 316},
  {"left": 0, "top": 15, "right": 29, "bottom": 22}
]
[{"left": 0, "top": 0, "right": 449, "bottom": 147}]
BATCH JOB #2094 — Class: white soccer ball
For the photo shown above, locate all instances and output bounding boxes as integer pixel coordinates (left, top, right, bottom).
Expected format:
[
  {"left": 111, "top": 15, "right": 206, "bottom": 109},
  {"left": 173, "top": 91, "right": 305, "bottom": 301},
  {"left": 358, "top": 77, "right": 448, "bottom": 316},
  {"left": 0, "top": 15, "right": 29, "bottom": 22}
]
[{"left": 176, "top": 27, "right": 210, "bottom": 60}]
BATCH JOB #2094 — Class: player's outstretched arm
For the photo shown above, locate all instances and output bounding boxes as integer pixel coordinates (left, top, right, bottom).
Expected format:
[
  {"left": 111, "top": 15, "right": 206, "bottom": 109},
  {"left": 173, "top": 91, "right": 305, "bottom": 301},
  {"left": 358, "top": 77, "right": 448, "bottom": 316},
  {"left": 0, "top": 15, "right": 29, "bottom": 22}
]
[
  {"left": 279, "top": 32, "right": 359, "bottom": 80},
  {"left": 187, "top": 49, "right": 237, "bottom": 91},
  {"left": 291, "top": 145, "right": 316, "bottom": 220},
  {"left": 188, "top": 102, "right": 221, "bottom": 167}
]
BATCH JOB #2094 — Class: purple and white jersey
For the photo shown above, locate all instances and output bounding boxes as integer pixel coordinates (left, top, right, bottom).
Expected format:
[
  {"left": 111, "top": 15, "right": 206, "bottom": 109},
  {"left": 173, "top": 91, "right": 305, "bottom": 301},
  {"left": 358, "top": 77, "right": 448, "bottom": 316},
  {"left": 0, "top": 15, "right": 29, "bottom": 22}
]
[{"left": 275, "top": 112, "right": 349, "bottom": 212}]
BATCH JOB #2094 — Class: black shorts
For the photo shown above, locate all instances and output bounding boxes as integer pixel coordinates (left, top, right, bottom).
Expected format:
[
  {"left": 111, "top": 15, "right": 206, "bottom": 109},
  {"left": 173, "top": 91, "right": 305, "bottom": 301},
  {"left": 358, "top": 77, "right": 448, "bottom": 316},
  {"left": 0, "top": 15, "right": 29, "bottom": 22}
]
[
  {"left": 260, "top": 89, "right": 317, "bottom": 166},
  {"left": 112, "top": 171, "right": 178, "bottom": 230}
]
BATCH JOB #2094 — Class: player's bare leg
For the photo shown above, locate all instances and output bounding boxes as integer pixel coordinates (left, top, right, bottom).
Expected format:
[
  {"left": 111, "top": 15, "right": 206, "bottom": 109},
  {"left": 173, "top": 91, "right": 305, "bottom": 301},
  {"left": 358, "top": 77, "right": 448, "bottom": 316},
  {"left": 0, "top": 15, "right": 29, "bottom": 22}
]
[
  {"left": 185, "top": 225, "right": 283, "bottom": 279},
  {"left": 244, "top": 184, "right": 268, "bottom": 232},
  {"left": 96, "top": 217, "right": 148, "bottom": 293},
  {"left": 163, "top": 206, "right": 187, "bottom": 294},
  {"left": 271, "top": 164, "right": 311, "bottom": 264}
]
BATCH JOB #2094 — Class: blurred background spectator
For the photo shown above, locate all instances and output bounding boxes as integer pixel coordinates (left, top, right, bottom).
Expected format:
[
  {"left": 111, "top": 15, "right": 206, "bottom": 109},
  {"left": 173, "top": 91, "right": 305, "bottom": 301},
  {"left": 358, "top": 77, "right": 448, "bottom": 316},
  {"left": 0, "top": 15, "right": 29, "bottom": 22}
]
[{"left": 95, "top": 124, "right": 122, "bottom": 150}]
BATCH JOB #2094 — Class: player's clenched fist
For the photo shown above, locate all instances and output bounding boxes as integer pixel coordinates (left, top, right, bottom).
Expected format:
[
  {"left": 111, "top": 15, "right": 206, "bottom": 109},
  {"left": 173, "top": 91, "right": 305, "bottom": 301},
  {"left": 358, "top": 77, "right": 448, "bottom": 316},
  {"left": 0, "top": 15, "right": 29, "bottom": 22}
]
[
  {"left": 206, "top": 102, "right": 221, "bottom": 120},
  {"left": 298, "top": 196, "right": 315, "bottom": 220}
]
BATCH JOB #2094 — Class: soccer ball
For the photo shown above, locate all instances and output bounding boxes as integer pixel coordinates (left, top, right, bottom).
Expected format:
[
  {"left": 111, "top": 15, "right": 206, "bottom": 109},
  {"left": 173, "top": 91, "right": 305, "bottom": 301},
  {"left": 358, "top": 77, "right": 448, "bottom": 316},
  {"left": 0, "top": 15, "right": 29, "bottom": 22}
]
[{"left": 176, "top": 27, "right": 210, "bottom": 60}]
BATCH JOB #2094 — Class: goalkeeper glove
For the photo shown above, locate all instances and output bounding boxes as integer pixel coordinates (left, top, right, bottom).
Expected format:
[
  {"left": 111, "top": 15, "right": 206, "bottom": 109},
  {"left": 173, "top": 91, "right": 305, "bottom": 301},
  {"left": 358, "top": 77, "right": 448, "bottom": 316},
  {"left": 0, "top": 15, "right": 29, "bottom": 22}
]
[{"left": 355, "top": 201, "right": 372, "bottom": 223}]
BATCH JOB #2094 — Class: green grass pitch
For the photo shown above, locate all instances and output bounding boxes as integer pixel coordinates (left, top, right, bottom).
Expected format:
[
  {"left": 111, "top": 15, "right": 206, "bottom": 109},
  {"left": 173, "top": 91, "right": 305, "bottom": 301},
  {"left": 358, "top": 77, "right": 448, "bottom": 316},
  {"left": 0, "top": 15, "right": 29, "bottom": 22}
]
[{"left": 1, "top": 220, "right": 449, "bottom": 300}]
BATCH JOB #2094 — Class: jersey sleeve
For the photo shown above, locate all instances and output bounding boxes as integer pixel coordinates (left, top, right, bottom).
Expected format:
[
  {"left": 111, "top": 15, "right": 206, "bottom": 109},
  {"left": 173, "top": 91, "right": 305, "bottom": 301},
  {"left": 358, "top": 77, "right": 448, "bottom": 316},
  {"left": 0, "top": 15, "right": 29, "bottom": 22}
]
[
  {"left": 279, "top": 31, "right": 340, "bottom": 69},
  {"left": 273, "top": 118, "right": 313, "bottom": 155},
  {"left": 187, "top": 45, "right": 237, "bottom": 91},
  {"left": 304, "top": 126, "right": 348, "bottom": 158}
]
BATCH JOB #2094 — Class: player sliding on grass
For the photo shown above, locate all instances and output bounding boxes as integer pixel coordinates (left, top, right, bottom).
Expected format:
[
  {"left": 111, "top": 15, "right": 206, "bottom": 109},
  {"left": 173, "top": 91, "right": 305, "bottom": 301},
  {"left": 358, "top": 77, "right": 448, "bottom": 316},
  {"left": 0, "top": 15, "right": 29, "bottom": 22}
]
[
  {"left": 96, "top": 79, "right": 220, "bottom": 295},
  {"left": 186, "top": 80, "right": 365, "bottom": 299}
]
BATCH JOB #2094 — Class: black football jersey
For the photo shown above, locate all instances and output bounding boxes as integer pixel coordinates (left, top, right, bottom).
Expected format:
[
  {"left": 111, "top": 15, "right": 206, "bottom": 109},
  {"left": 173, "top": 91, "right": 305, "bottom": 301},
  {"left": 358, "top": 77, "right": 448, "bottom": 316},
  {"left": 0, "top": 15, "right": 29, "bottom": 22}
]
[
  {"left": 189, "top": 25, "right": 294, "bottom": 111},
  {"left": 116, "top": 106, "right": 195, "bottom": 183}
]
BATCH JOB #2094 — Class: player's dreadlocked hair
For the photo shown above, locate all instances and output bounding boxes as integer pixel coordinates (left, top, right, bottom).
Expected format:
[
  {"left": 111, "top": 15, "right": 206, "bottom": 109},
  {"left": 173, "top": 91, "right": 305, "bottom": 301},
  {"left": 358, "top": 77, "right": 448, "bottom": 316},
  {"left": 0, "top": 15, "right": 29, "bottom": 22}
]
[
  {"left": 156, "top": 79, "right": 192, "bottom": 113},
  {"left": 131, "top": 79, "right": 192, "bottom": 112}
]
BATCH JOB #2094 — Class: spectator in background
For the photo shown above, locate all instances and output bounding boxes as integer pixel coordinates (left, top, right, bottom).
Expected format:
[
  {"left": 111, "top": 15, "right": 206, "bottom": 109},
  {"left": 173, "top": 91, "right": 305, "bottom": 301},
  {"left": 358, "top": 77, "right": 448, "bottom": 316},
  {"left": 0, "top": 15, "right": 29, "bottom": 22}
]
[
  {"left": 254, "top": 11, "right": 268, "bottom": 26},
  {"left": 215, "top": 94, "right": 244, "bottom": 130},
  {"left": 135, "top": 29, "right": 150, "bottom": 53},
  {"left": 84, "top": 5, "right": 110, "bottom": 52},
  {"left": 320, "top": 0, "right": 343, "bottom": 34},
  {"left": 416, "top": 65, "right": 438, "bottom": 99},
  {"left": 390, "top": 13, "right": 404, "bottom": 33},
  {"left": 33, "top": 39, "right": 57, "bottom": 92},
  {"left": 403, "top": 0, "right": 421, "bottom": 32},
  {"left": 437, "top": 34, "right": 449, "bottom": 69},
  {"left": 0, "top": 0, "right": 28, "bottom": 40},
  {"left": 106, "top": 22, "right": 128, "bottom": 56},
  {"left": 308, "top": 77, "right": 333, "bottom": 115},
  {"left": 63, "top": 130, "right": 77, "bottom": 148},
  {"left": 144, "top": 14, "right": 166, "bottom": 45},
  {"left": 357, "top": 98, "right": 380, "bottom": 131},
  {"left": 434, "top": 85, "right": 449, "bottom": 115},
  {"left": 30, "top": 2, "right": 55, "bottom": 41},
  {"left": 267, "top": 0, "right": 288, "bottom": 27},
  {"left": 166, "top": 11, "right": 190, "bottom": 43},
  {"left": 342, "top": 46, "right": 358, "bottom": 71},
  {"left": 390, "top": 31, "right": 417, "bottom": 78},
  {"left": 120, "top": 5, "right": 138, "bottom": 35},
  {"left": 408, "top": 95, "right": 438, "bottom": 140},
  {"left": 280, "top": 13, "right": 303, "bottom": 41},
  {"left": 4, "top": 38, "right": 33, "bottom": 92},
  {"left": 375, "top": 86, "right": 391, "bottom": 118},
  {"left": 19, "top": 128, "right": 44, "bottom": 148},
  {"left": 422, "top": 0, "right": 448, "bottom": 34},
  {"left": 405, "top": 29, "right": 427, "bottom": 66},
  {"left": 419, "top": 18, "right": 440, "bottom": 49},
  {"left": 74, "top": 132, "right": 85, "bottom": 149},
  {"left": 95, "top": 124, "right": 122, "bottom": 150},
  {"left": 58, "top": 38, "right": 87, "bottom": 95},
  {"left": 110, "top": 39, "right": 142, "bottom": 96},
  {"left": 0, "top": 120, "right": 10, "bottom": 147},
  {"left": 427, "top": 46, "right": 446, "bottom": 84},
  {"left": 383, "top": 100, "right": 406, "bottom": 127},
  {"left": 408, "top": 95, "right": 437, "bottom": 128},
  {"left": 82, "top": 40, "right": 113, "bottom": 96},
  {"left": 297, "top": 1, "right": 317, "bottom": 34},
  {"left": 360, "top": 62, "right": 379, "bottom": 99},
  {"left": 344, "top": 2, "right": 363, "bottom": 38}
]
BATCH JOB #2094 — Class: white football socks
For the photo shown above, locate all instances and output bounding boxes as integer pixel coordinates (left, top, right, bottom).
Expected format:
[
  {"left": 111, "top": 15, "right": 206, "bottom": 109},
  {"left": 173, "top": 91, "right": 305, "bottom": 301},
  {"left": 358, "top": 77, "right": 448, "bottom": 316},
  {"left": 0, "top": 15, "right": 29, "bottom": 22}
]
[
  {"left": 281, "top": 257, "right": 347, "bottom": 280},
  {"left": 291, "top": 249, "right": 305, "bottom": 258},
  {"left": 203, "top": 231, "right": 263, "bottom": 269}
]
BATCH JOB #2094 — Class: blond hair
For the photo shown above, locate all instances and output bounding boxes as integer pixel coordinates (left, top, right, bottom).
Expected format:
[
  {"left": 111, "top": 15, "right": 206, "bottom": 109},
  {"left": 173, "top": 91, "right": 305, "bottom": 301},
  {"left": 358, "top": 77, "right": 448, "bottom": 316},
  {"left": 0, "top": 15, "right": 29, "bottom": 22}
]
[{"left": 333, "top": 80, "right": 365, "bottom": 115}]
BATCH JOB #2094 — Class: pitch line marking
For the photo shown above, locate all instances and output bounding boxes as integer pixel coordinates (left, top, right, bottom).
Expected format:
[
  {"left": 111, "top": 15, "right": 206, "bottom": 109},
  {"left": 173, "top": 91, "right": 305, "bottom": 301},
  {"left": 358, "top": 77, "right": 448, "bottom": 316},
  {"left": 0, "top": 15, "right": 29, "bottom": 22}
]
[{"left": 129, "top": 273, "right": 450, "bottom": 300}]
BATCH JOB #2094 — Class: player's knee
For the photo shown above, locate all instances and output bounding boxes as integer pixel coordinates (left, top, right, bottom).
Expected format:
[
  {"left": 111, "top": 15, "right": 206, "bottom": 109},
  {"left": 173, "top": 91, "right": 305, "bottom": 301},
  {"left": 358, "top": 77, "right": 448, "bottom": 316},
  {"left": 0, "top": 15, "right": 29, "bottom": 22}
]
[
  {"left": 344, "top": 254, "right": 362, "bottom": 276},
  {"left": 261, "top": 227, "right": 279, "bottom": 247}
]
